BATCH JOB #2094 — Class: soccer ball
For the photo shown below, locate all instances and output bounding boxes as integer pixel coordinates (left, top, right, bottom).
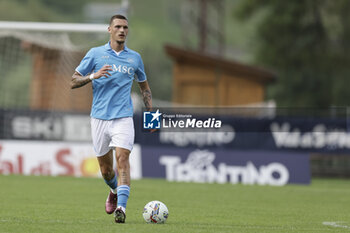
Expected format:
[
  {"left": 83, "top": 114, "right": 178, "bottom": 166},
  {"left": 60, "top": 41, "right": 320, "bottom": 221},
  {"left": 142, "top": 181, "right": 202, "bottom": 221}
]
[{"left": 143, "top": 200, "right": 169, "bottom": 224}]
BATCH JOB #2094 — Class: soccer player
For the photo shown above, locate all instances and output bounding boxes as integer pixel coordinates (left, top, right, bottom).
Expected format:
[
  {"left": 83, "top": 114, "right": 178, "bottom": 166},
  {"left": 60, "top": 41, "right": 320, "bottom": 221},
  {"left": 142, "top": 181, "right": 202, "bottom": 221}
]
[{"left": 71, "top": 14, "right": 152, "bottom": 223}]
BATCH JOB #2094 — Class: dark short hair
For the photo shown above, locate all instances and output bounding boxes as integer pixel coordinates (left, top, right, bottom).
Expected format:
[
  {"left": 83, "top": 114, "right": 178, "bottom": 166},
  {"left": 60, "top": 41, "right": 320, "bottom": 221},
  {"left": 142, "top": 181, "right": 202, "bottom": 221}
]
[{"left": 109, "top": 15, "right": 128, "bottom": 25}]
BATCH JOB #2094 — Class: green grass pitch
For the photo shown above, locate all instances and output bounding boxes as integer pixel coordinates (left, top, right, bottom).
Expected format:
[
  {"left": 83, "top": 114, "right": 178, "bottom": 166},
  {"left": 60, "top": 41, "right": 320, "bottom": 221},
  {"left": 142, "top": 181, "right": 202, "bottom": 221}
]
[{"left": 1, "top": 175, "right": 349, "bottom": 233}]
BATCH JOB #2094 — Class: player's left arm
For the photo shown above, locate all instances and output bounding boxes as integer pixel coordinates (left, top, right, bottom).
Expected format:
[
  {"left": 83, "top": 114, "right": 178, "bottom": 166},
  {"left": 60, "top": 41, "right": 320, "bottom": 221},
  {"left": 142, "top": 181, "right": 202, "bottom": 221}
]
[{"left": 138, "top": 80, "right": 152, "bottom": 112}]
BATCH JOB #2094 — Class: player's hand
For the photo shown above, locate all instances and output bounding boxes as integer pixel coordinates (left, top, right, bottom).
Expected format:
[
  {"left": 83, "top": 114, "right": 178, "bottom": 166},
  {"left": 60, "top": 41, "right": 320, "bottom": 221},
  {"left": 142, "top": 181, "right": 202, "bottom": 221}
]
[{"left": 94, "top": 65, "right": 113, "bottom": 79}]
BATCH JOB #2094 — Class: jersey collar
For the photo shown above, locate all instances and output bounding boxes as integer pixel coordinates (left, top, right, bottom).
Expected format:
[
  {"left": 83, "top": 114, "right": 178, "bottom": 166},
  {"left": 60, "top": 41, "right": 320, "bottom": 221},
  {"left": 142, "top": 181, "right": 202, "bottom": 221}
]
[{"left": 105, "top": 41, "right": 129, "bottom": 53}]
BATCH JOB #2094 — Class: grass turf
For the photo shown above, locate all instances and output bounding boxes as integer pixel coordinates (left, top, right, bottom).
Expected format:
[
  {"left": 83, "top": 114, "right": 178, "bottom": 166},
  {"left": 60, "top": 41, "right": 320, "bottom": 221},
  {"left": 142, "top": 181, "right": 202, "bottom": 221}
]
[{"left": 0, "top": 175, "right": 349, "bottom": 233}]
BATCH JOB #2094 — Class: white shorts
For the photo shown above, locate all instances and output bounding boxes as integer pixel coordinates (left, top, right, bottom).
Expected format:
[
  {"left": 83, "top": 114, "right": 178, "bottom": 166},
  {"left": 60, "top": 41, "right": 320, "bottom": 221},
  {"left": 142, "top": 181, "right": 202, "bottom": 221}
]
[{"left": 90, "top": 117, "right": 135, "bottom": 156}]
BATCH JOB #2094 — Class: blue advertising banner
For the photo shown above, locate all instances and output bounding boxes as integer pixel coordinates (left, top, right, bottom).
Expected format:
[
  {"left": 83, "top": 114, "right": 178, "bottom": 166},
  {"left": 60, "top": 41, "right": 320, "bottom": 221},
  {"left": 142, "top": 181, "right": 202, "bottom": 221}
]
[
  {"left": 141, "top": 146, "right": 310, "bottom": 185},
  {"left": 134, "top": 113, "right": 350, "bottom": 154},
  {"left": 1, "top": 109, "right": 350, "bottom": 154}
]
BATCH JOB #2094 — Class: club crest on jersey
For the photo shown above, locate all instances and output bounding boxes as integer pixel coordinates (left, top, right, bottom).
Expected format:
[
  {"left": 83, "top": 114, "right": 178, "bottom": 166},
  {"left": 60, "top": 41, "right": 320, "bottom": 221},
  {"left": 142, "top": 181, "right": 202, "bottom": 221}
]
[{"left": 112, "top": 64, "right": 135, "bottom": 75}]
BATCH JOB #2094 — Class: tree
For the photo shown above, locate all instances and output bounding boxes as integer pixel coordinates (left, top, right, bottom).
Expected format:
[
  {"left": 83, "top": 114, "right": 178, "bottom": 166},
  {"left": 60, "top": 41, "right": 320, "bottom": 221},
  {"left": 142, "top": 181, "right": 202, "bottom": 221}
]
[{"left": 234, "top": 0, "right": 350, "bottom": 107}]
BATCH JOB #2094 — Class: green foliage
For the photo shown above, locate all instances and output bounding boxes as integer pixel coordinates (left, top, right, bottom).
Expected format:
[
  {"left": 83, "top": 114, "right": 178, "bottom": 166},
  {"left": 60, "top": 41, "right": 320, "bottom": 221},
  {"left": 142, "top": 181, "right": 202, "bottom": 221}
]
[
  {"left": 0, "top": 0, "right": 71, "bottom": 22},
  {"left": 234, "top": 0, "right": 350, "bottom": 107},
  {"left": 0, "top": 56, "right": 31, "bottom": 108},
  {"left": 0, "top": 38, "right": 31, "bottom": 108},
  {"left": 0, "top": 0, "right": 116, "bottom": 22},
  {"left": 0, "top": 0, "right": 254, "bottom": 102},
  {"left": 126, "top": 0, "right": 184, "bottom": 100},
  {"left": 40, "top": 0, "right": 88, "bottom": 17},
  {"left": 0, "top": 0, "right": 182, "bottom": 101}
]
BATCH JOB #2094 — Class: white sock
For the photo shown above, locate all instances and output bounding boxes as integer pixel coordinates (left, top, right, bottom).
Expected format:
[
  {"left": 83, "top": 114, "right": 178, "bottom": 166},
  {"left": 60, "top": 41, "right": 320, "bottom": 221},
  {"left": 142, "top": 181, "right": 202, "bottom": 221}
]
[{"left": 117, "top": 206, "right": 126, "bottom": 213}]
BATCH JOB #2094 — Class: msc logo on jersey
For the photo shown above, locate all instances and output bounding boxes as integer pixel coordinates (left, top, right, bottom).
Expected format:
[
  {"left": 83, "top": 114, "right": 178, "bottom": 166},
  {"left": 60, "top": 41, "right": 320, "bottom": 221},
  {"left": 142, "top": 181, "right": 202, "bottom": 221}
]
[
  {"left": 143, "top": 109, "right": 162, "bottom": 129},
  {"left": 112, "top": 64, "right": 135, "bottom": 75}
]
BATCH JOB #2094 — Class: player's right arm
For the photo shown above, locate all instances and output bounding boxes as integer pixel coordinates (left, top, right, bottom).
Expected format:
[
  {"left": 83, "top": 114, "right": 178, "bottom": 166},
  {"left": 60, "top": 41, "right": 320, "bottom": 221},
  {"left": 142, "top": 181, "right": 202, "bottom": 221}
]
[{"left": 71, "top": 65, "right": 113, "bottom": 89}]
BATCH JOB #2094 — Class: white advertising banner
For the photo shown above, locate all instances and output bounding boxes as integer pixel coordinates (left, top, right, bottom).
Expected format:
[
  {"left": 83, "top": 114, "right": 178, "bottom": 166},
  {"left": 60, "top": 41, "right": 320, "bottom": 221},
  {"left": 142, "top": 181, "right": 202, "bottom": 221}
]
[{"left": 0, "top": 140, "right": 142, "bottom": 179}]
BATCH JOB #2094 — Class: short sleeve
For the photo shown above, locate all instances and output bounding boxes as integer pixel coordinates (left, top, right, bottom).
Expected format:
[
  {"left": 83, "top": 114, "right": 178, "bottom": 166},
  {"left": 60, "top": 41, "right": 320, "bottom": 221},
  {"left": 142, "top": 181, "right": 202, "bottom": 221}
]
[
  {"left": 75, "top": 49, "right": 95, "bottom": 76},
  {"left": 135, "top": 54, "right": 147, "bottom": 82}
]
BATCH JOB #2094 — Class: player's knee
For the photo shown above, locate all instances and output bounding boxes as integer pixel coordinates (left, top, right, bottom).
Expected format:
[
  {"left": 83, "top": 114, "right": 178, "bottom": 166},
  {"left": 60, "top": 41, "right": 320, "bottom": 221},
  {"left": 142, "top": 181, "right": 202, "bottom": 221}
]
[{"left": 116, "top": 154, "right": 129, "bottom": 169}]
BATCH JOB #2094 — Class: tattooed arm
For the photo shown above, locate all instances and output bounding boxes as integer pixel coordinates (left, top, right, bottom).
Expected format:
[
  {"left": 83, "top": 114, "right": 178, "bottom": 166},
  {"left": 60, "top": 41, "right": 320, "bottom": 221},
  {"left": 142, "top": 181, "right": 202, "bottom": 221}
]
[
  {"left": 71, "top": 72, "right": 92, "bottom": 89},
  {"left": 71, "top": 65, "right": 112, "bottom": 89},
  {"left": 138, "top": 81, "right": 152, "bottom": 111}
]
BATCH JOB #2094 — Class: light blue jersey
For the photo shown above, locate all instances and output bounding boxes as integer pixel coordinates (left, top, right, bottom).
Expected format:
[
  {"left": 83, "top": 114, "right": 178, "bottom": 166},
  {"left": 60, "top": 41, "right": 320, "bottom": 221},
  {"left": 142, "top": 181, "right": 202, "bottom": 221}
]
[{"left": 75, "top": 42, "right": 147, "bottom": 120}]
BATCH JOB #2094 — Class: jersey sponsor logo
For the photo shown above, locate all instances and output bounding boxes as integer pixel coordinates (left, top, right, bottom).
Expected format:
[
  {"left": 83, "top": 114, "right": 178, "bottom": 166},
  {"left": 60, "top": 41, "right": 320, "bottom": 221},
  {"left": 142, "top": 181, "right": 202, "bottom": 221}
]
[{"left": 112, "top": 64, "right": 135, "bottom": 75}]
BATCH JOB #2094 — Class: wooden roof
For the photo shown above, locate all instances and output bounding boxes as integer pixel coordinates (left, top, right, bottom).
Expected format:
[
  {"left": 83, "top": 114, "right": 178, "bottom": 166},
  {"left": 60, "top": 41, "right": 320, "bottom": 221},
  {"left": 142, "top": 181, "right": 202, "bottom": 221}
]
[{"left": 164, "top": 44, "right": 276, "bottom": 83}]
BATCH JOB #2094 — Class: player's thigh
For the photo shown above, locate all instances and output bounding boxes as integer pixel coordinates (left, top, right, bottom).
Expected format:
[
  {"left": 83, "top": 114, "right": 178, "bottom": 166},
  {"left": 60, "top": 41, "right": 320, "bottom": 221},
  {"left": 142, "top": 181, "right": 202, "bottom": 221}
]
[
  {"left": 109, "top": 117, "right": 135, "bottom": 152},
  {"left": 97, "top": 149, "right": 114, "bottom": 171},
  {"left": 91, "top": 117, "right": 112, "bottom": 156}
]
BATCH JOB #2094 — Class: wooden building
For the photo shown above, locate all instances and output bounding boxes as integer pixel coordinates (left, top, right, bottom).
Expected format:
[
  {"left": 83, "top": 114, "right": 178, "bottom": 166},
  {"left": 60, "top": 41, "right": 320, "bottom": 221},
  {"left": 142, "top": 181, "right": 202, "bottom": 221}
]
[
  {"left": 22, "top": 41, "right": 92, "bottom": 112},
  {"left": 0, "top": 22, "right": 109, "bottom": 112},
  {"left": 164, "top": 45, "right": 276, "bottom": 106}
]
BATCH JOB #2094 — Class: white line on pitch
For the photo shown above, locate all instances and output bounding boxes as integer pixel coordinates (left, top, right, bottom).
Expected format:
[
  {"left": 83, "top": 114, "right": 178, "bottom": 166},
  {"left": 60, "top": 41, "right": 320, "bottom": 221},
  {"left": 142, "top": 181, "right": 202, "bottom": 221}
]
[{"left": 323, "top": 221, "right": 350, "bottom": 229}]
